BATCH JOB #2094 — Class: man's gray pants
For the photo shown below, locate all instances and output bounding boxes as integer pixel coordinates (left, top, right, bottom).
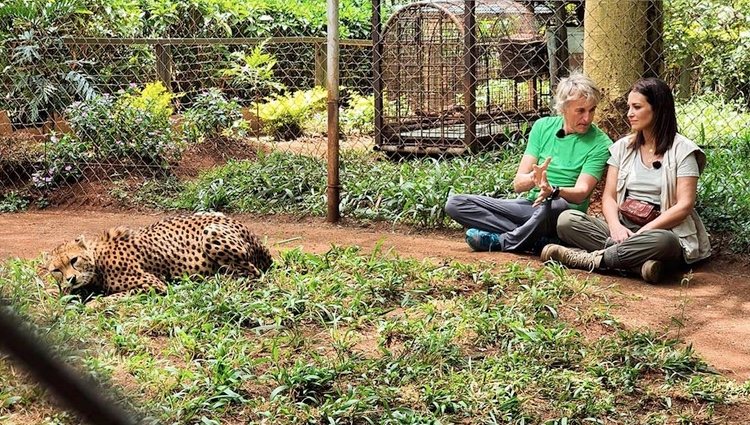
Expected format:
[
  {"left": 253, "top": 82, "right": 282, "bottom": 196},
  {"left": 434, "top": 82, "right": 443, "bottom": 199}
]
[
  {"left": 444, "top": 194, "right": 569, "bottom": 252},
  {"left": 557, "top": 209, "right": 684, "bottom": 269}
]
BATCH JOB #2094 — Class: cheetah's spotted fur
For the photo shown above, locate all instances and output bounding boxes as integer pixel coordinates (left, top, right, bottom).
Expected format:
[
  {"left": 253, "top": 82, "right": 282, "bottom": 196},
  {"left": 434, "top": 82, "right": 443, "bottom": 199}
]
[{"left": 45, "top": 213, "right": 272, "bottom": 296}]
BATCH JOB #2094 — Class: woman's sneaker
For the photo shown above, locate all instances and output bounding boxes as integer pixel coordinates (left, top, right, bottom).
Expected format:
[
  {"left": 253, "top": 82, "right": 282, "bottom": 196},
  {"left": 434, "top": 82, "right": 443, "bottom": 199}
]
[
  {"left": 465, "top": 228, "right": 504, "bottom": 251},
  {"left": 640, "top": 260, "right": 664, "bottom": 284},
  {"left": 540, "top": 244, "right": 603, "bottom": 271}
]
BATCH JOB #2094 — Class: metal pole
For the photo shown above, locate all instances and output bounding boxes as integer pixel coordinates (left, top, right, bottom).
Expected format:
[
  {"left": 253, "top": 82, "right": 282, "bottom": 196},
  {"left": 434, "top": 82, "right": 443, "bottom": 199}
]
[
  {"left": 372, "top": 0, "right": 383, "bottom": 149},
  {"left": 463, "top": 0, "right": 477, "bottom": 150},
  {"left": 326, "top": 0, "right": 341, "bottom": 223}
]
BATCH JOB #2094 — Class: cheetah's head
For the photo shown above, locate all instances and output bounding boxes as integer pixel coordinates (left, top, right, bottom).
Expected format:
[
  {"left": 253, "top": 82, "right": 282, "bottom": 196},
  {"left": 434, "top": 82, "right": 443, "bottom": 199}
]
[{"left": 45, "top": 236, "right": 97, "bottom": 294}]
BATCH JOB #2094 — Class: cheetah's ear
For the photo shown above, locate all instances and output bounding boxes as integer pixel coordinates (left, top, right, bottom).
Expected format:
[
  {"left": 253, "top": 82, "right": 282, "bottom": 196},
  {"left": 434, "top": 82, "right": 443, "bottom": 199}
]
[
  {"left": 37, "top": 252, "right": 51, "bottom": 277},
  {"left": 74, "top": 235, "right": 88, "bottom": 248}
]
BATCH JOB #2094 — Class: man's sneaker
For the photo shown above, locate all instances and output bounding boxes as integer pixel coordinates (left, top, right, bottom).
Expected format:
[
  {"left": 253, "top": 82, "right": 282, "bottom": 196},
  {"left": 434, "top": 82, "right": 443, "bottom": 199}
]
[
  {"left": 640, "top": 260, "right": 663, "bottom": 284},
  {"left": 465, "top": 228, "right": 504, "bottom": 252},
  {"left": 540, "top": 244, "right": 603, "bottom": 272}
]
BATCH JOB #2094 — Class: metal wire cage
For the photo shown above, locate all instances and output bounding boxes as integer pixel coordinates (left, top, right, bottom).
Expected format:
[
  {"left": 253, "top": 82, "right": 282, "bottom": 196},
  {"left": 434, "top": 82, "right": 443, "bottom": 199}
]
[{"left": 375, "top": 0, "right": 552, "bottom": 155}]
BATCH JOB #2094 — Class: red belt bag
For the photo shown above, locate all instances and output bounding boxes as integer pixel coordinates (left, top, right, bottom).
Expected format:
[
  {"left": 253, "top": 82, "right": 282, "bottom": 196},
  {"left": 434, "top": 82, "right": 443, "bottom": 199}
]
[{"left": 619, "top": 198, "right": 660, "bottom": 226}]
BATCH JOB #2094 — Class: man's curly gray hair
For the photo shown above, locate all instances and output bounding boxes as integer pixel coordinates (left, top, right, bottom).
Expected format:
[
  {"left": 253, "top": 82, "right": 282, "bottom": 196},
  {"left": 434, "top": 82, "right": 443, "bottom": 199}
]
[{"left": 553, "top": 73, "right": 602, "bottom": 115}]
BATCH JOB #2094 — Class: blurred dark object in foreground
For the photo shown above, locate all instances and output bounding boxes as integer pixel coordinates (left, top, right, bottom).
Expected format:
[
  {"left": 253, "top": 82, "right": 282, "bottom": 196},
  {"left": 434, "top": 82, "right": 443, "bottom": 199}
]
[{"left": 0, "top": 300, "right": 143, "bottom": 425}]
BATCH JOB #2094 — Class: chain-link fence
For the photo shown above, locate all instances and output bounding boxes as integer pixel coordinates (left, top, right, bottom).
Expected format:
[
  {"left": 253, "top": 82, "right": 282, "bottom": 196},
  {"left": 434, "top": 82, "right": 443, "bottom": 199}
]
[{"left": 1, "top": 0, "right": 748, "bottom": 226}]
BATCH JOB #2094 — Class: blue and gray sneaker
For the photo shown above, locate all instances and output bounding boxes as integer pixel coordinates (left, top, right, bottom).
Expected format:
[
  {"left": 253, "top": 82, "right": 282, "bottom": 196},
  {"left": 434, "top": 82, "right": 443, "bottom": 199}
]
[{"left": 465, "top": 228, "right": 504, "bottom": 252}]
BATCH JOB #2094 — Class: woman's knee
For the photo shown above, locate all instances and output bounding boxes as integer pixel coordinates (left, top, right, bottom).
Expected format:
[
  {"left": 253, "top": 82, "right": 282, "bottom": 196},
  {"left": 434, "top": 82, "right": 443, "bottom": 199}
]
[
  {"left": 556, "top": 209, "right": 586, "bottom": 237},
  {"left": 644, "top": 230, "right": 681, "bottom": 253}
]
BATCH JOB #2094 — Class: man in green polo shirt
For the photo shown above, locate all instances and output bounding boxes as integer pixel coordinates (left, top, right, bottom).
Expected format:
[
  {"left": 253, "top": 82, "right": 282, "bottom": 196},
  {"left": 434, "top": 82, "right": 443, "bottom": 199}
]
[{"left": 444, "top": 72, "right": 613, "bottom": 253}]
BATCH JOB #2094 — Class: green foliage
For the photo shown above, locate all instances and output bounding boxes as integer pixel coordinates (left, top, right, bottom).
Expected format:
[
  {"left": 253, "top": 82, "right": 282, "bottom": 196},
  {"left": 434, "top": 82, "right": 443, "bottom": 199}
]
[
  {"left": 340, "top": 151, "right": 519, "bottom": 227},
  {"left": 1, "top": 249, "right": 746, "bottom": 423},
  {"left": 674, "top": 95, "right": 750, "bottom": 253},
  {"left": 0, "top": 190, "right": 29, "bottom": 212},
  {"left": 219, "top": 40, "right": 285, "bottom": 95},
  {"left": 676, "top": 94, "right": 750, "bottom": 147},
  {"left": 175, "top": 152, "right": 326, "bottom": 213},
  {"left": 254, "top": 87, "right": 327, "bottom": 140},
  {"left": 169, "top": 148, "right": 520, "bottom": 227},
  {"left": 31, "top": 133, "right": 91, "bottom": 189},
  {"left": 697, "top": 146, "right": 750, "bottom": 253},
  {"left": 76, "top": 0, "right": 372, "bottom": 39},
  {"left": 665, "top": 0, "right": 750, "bottom": 101},
  {"left": 0, "top": 0, "right": 97, "bottom": 124},
  {"left": 64, "top": 82, "right": 180, "bottom": 168},
  {"left": 181, "top": 88, "right": 248, "bottom": 143},
  {"left": 341, "top": 92, "right": 374, "bottom": 134}
]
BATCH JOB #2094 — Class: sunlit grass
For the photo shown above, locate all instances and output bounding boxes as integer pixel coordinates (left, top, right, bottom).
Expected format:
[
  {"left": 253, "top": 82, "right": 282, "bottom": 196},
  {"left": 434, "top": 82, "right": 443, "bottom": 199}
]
[{"left": 1, "top": 249, "right": 748, "bottom": 424}]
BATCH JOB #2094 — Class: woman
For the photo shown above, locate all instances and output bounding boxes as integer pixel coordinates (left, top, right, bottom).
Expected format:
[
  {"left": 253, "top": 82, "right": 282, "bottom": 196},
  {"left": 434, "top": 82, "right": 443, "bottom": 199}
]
[
  {"left": 541, "top": 78, "right": 711, "bottom": 283},
  {"left": 444, "top": 73, "right": 612, "bottom": 254}
]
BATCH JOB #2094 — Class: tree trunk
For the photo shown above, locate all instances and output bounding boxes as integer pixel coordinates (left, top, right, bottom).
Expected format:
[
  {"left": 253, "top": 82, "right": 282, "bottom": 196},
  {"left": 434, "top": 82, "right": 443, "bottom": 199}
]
[{"left": 583, "top": 0, "right": 663, "bottom": 139}]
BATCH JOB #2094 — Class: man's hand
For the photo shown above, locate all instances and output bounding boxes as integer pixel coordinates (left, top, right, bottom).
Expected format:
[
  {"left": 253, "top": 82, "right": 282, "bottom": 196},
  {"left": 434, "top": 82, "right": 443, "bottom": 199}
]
[
  {"left": 532, "top": 157, "right": 552, "bottom": 187},
  {"left": 532, "top": 170, "right": 553, "bottom": 207}
]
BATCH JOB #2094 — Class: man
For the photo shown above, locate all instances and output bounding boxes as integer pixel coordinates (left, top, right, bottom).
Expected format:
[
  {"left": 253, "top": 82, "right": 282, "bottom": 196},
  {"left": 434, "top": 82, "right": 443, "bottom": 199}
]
[{"left": 444, "top": 72, "right": 613, "bottom": 253}]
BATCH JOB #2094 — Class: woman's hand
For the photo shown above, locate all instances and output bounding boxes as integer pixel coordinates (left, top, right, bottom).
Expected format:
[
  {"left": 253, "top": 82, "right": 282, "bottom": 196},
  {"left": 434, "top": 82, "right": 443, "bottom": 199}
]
[{"left": 609, "top": 222, "right": 633, "bottom": 243}]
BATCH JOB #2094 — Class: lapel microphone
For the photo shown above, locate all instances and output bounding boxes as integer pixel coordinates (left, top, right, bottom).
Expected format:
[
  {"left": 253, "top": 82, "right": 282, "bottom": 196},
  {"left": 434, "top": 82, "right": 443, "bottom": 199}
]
[{"left": 653, "top": 161, "right": 662, "bottom": 169}]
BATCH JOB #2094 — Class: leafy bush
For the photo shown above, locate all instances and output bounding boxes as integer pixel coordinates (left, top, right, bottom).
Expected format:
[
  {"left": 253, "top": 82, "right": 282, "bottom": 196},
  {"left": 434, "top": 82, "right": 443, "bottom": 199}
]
[
  {"left": 31, "top": 133, "right": 91, "bottom": 189},
  {"left": 175, "top": 153, "right": 326, "bottom": 213},
  {"left": 341, "top": 93, "right": 374, "bottom": 135},
  {"left": 340, "top": 150, "right": 520, "bottom": 227},
  {"left": 0, "top": 190, "right": 29, "bottom": 212},
  {"left": 698, "top": 145, "right": 750, "bottom": 253},
  {"left": 254, "top": 87, "right": 327, "bottom": 140},
  {"left": 665, "top": 0, "right": 750, "bottom": 102},
  {"left": 65, "top": 82, "right": 180, "bottom": 168},
  {"left": 676, "top": 94, "right": 750, "bottom": 147},
  {"left": 170, "top": 148, "right": 521, "bottom": 227},
  {"left": 0, "top": 0, "right": 97, "bottom": 125},
  {"left": 181, "top": 88, "right": 248, "bottom": 144},
  {"left": 219, "top": 41, "right": 285, "bottom": 96}
]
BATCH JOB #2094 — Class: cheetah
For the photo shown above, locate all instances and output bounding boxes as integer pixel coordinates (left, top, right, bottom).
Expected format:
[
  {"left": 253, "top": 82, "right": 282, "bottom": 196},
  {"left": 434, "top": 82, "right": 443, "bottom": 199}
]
[{"left": 45, "top": 213, "right": 272, "bottom": 296}]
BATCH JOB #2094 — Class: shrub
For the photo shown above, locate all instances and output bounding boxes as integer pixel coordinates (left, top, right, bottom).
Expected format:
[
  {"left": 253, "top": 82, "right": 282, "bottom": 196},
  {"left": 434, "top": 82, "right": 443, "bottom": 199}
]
[
  {"left": 341, "top": 93, "right": 374, "bottom": 135},
  {"left": 181, "top": 88, "right": 248, "bottom": 144},
  {"left": 171, "top": 148, "right": 520, "bottom": 228},
  {"left": 65, "top": 82, "right": 180, "bottom": 169},
  {"left": 31, "top": 133, "right": 91, "bottom": 189},
  {"left": 0, "top": 190, "right": 29, "bottom": 212},
  {"left": 698, "top": 145, "right": 750, "bottom": 253},
  {"left": 219, "top": 41, "right": 285, "bottom": 97},
  {"left": 676, "top": 94, "right": 750, "bottom": 147},
  {"left": 254, "top": 87, "right": 327, "bottom": 140},
  {"left": 0, "top": 0, "right": 96, "bottom": 125}
]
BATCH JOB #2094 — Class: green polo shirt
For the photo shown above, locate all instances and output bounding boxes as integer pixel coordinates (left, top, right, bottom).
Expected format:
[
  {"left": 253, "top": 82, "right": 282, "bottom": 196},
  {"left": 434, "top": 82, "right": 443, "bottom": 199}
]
[{"left": 523, "top": 116, "right": 612, "bottom": 212}]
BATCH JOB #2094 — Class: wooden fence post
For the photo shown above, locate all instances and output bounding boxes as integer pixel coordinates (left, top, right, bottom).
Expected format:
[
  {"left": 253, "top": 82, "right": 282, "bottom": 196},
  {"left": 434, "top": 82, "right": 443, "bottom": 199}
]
[
  {"left": 155, "top": 43, "right": 173, "bottom": 90},
  {"left": 314, "top": 42, "right": 327, "bottom": 88}
]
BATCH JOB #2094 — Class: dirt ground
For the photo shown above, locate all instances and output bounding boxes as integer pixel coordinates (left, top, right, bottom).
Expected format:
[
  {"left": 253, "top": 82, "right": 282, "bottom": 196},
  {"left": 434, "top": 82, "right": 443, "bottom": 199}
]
[{"left": 2, "top": 209, "right": 750, "bottom": 384}]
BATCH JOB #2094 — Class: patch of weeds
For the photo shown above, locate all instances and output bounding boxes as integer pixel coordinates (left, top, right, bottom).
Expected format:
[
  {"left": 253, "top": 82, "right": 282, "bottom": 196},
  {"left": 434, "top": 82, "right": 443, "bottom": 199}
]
[
  {"left": 0, "top": 249, "right": 747, "bottom": 423},
  {"left": 127, "top": 177, "right": 184, "bottom": 210},
  {"left": 0, "top": 190, "right": 30, "bottom": 212}
]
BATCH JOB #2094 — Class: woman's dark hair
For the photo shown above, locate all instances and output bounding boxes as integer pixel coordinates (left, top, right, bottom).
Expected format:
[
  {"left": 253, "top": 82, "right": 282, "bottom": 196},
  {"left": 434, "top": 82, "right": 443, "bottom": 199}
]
[{"left": 630, "top": 78, "right": 678, "bottom": 155}]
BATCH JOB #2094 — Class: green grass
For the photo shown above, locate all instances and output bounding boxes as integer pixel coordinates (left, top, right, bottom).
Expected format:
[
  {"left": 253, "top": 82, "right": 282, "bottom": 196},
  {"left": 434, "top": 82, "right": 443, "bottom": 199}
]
[
  {"left": 144, "top": 148, "right": 522, "bottom": 228},
  {"left": 676, "top": 94, "right": 750, "bottom": 148},
  {"left": 137, "top": 142, "right": 750, "bottom": 254},
  {"left": 1, "top": 249, "right": 748, "bottom": 424},
  {"left": 698, "top": 147, "right": 750, "bottom": 253}
]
